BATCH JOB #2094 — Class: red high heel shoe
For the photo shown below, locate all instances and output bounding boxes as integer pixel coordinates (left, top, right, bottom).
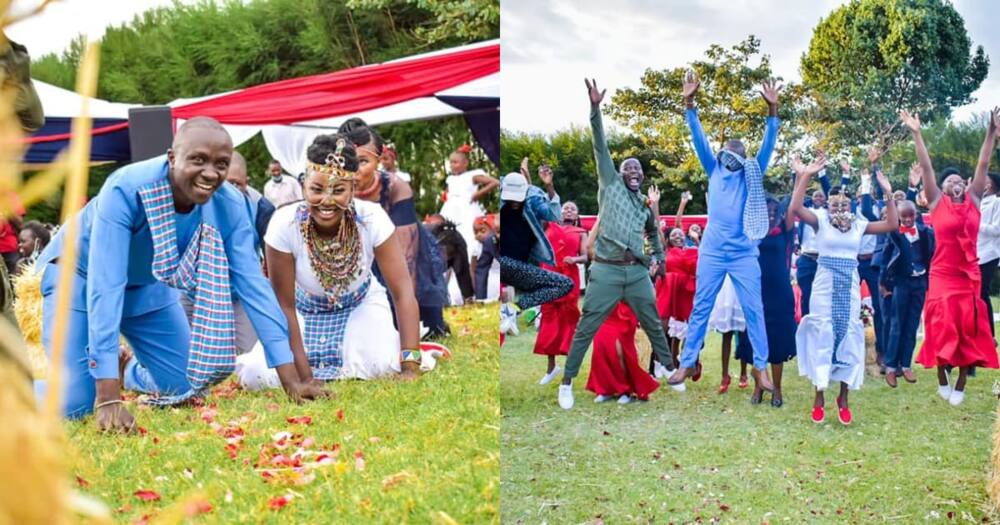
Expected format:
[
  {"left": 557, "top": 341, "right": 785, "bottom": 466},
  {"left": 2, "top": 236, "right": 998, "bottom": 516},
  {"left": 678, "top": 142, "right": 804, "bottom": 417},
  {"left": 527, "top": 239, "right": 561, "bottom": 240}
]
[
  {"left": 738, "top": 375, "right": 748, "bottom": 389},
  {"left": 719, "top": 375, "right": 732, "bottom": 394},
  {"left": 811, "top": 406, "right": 825, "bottom": 424},
  {"left": 836, "top": 396, "right": 852, "bottom": 425}
]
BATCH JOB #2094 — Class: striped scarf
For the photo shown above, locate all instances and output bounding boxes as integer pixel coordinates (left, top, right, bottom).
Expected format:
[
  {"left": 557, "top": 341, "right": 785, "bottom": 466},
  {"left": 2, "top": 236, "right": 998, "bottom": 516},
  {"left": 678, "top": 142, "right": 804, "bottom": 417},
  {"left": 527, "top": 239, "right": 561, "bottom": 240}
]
[
  {"left": 138, "top": 179, "right": 236, "bottom": 406},
  {"left": 818, "top": 255, "right": 858, "bottom": 365},
  {"left": 295, "top": 278, "right": 371, "bottom": 380}
]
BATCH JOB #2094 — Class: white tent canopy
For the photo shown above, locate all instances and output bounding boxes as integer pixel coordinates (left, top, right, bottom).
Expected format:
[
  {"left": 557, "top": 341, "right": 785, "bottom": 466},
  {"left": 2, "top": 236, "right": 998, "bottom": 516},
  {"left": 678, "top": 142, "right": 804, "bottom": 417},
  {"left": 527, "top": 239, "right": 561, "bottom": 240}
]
[
  {"left": 33, "top": 79, "right": 140, "bottom": 119},
  {"left": 167, "top": 40, "right": 499, "bottom": 176}
]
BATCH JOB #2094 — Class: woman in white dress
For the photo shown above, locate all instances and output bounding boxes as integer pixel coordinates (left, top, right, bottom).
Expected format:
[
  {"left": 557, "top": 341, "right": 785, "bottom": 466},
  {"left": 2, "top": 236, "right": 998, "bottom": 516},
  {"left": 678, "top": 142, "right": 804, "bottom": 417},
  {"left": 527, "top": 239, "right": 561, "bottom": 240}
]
[
  {"left": 439, "top": 144, "right": 499, "bottom": 260},
  {"left": 236, "top": 134, "right": 423, "bottom": 389},
  {"left": 790, "top": 153, "right": 897, "bottom": 425}
]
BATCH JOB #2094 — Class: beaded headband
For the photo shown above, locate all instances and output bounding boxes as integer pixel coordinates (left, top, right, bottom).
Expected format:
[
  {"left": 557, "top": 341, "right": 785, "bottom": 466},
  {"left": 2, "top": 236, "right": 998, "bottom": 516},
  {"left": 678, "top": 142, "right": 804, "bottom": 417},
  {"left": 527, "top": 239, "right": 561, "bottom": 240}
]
[{"left": 305, "top": 139, "right": 356, "bottom": 182}]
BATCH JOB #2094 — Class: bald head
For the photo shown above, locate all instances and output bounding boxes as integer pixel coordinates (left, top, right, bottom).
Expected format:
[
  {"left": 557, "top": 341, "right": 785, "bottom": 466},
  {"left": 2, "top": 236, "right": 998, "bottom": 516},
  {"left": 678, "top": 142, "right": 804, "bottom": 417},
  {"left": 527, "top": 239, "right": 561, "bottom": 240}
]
[
  {"left": 227, "top": 151, "right": 248, "bottom": 194},
  {"left": 167, "top": 116, "right": 233, "bottom": 211}
]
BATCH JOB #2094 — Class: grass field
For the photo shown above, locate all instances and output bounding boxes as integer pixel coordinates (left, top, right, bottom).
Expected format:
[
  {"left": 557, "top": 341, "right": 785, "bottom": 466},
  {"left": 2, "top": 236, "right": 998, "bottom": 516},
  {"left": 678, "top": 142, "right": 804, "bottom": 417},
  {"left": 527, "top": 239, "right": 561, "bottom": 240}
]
[
  {"left": 64, "top": 304, "right": 499, "bottom": 524},
  {"left": 501, "top": 315, "right": 1000, "bottom": 524}
]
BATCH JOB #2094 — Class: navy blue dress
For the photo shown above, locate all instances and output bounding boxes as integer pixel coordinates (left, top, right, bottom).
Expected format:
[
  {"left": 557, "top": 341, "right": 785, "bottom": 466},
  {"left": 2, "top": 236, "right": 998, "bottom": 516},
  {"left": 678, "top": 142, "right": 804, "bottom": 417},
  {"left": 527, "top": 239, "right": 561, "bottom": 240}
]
[{"left": 736, "top": 222, "right": 797, "bottom": 364}]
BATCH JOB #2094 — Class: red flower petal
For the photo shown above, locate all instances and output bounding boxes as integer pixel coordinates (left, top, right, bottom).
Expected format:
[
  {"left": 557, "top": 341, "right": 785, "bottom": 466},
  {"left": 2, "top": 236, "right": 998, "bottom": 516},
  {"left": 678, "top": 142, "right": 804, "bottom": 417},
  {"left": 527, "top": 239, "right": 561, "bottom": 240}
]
[
  {"left": 134, "top": 489, "right": 161, "bottom": 502},
  {"left": 185, "top": 499, "right": 213, "bottom": 516},
  {"left": 268, "top": 495, "right": 292, "bottom": 510},
  {"left": 354, "top": 450, "right": 365, "bottom": 471},
  {"left": 133, "top": 514, "right": 152, "bottom": 525},
  {"left": 225, "top": 444, "right": 239, "bottom": 459},
  {"left": 137, "top": 426, "right": 148, "bottom": 436},
  {"left": 286, "top": 415, "right": 313, "bottom": 425},
  {"left": 76, "top": 475, "right": 90, "bottom": 488},
  {"left": 336, "top": 409, "right": 344, "bottom": 422}
]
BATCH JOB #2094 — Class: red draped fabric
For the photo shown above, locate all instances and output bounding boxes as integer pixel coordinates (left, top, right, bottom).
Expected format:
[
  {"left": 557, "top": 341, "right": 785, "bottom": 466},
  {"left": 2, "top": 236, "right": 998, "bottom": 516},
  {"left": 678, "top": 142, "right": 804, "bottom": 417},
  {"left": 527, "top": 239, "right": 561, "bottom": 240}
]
[{"left": 171, "top": 44, "right": 499, "bottom": 125}]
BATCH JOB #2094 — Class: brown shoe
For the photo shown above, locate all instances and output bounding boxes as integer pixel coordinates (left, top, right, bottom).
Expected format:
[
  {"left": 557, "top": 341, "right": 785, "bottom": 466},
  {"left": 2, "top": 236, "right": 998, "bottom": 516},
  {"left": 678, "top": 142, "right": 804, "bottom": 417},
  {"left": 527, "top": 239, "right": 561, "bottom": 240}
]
[
  {"left": 667, "top": 367, "right": 693, "bottom": 386},
  {"left": 885, "top": 370, "right": 898, "bottom": 388},
  {"left": 751, "top": 367, "right": 774, "bottom": 392},
  {"left": 902, "top": 369, "right": 917, "bottom": 383}
]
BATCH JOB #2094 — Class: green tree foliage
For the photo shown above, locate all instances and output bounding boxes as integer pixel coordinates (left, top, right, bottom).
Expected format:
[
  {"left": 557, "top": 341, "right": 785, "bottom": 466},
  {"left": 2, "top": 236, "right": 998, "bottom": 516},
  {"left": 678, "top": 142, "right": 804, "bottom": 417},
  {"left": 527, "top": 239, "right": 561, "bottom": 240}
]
[
  {"left": 800, "top": 0, "right": 989, "bottom": 150},
  {"left": 604, "top": 36, "right": 804, "bottom": 202},
  {"left": 500, "top": 128, "right": 665, "bottom": 215},
  {"left": 26, "top": 0, "right": 497, "bottom": 223}
]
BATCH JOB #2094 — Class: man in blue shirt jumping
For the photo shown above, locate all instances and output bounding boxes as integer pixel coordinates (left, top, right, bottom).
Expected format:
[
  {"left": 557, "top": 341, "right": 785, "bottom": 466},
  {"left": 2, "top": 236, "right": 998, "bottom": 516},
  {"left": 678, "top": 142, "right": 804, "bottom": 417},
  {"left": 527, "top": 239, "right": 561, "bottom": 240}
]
[{"left": 667, "top": 71, "right": 781, "bottom": 395}]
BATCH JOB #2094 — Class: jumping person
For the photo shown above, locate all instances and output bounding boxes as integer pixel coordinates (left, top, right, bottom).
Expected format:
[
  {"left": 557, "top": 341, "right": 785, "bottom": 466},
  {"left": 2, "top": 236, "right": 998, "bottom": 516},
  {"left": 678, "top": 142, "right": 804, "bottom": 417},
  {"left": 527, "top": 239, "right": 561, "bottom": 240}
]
[
  {"left": 904, "top": 108, "right": 1000, "bottom": 405},
  {"left": 557, "top": 78, "right": 678, "bottom": 410},
  {"left": 790, "top": 153, "right": 898, "bottom": 425},
  {"left": 667, "top": 70, "right": 782, "bottom": 395}
]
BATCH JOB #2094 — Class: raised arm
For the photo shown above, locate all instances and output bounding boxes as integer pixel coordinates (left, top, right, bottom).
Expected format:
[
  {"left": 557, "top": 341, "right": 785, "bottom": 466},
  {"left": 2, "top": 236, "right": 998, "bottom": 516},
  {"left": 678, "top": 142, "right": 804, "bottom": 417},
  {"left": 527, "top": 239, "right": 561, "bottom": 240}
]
[
  {"left": 864, "top": 171, "right": 898, "bottom": 234},
  {"left": 585, "top": 78, "right": 619, "bottom": 188},
  {"left": 756, "top": 78, "right": 782, "bottom": 171},
  {"left": 646, "top": 185, "right": 665, "bottom": 268},
  {"left": 970, "top": 107, "right": 1000, "bottom": 205},
  {"left": 683, "top": 70, "right": 717, "bottom": 174},
  {"left": 900, "top": 110, "right": 940, "bottom": 207},
  {"left": 789, "top": 154, "right": 826, "bottom": 230},
  {"left": 674, "top": 191, "right": 690, "bottom": 228}
]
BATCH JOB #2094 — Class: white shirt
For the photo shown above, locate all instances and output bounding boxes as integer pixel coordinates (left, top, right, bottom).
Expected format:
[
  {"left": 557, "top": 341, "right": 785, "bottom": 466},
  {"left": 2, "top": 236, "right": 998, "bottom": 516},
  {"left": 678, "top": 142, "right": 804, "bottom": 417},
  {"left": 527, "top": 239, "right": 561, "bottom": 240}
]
[
  {"left": 813, "top": 215, "right": 869, "bottom": 260},
  {"left": 800, "top": 208, "right": 826, "bottom": 254},
  {"left": 264, "top": 199, "right": 395, "bottom": 296},
  {"left": 389, "top": 169, "right": 411, "bottom": 183},
  {"left": 978, "top": 194, "right": 1000, "bottom": 263},
  {"left": 263, "top": 174, "right": 303, "bottom": 208},
  {"left": 856, "top": 207, "right": 877, "bottom": 256}
]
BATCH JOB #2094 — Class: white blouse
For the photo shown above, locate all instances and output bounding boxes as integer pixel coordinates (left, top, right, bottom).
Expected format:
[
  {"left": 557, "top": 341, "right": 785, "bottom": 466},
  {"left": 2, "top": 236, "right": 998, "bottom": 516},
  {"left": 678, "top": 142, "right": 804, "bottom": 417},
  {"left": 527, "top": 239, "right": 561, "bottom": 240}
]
[
  {"left": 811, "top": 214, "right": 870, "bottom": 260},
  {"left": 264, "top": 199, "right": 395, "bottom": 296}
]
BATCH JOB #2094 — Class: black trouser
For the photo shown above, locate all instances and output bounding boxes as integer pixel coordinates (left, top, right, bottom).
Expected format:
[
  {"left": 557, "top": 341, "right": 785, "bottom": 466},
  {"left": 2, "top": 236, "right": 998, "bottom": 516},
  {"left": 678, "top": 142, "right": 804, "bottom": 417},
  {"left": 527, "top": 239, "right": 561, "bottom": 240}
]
[{"left": 980, "top": 258, "right": 999, "bottom": 338}]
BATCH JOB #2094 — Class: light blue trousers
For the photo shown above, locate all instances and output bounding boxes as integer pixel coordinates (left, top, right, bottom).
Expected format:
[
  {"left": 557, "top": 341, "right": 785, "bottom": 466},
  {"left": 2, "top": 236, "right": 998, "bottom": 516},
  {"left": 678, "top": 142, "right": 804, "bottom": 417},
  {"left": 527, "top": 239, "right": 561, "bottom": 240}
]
[
  {"left": 33, "top": 264, "right": 191, "bottom": 419},
  {"left": 680, "top": 252, "right": 769, "bottom": 370}
]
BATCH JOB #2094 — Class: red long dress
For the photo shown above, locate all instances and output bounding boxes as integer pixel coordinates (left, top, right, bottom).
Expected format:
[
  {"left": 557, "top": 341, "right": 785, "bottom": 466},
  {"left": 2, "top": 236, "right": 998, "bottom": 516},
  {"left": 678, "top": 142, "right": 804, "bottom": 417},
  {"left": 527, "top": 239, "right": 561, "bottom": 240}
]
[
  {"left": 586, "top": 302, "right": 661, "bottom": 400},
  {"left": 533, "top": 223, "right": 586, "bottom": 356},
  {"left": 655, "top": 246, "right": 699, "bottom": 325},
  {"left": 917, "top": 197, "right": 999, "bottom": 368}
]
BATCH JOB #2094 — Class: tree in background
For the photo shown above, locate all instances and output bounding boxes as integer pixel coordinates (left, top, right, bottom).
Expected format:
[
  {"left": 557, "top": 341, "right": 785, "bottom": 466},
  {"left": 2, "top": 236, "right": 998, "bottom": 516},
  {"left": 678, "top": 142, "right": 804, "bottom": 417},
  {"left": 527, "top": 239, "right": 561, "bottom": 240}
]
[
  {"left": 801, "top": 0, "right": 989, "bottom": 151},
  {"left": 603, "top": 36, "right": 804, "bottom": 211},
  {"left": 26, "top": 0, "right": 498, "bottom": 223},
  {"left": 500, "top": 128, "right": 662, "bottom": 215}
]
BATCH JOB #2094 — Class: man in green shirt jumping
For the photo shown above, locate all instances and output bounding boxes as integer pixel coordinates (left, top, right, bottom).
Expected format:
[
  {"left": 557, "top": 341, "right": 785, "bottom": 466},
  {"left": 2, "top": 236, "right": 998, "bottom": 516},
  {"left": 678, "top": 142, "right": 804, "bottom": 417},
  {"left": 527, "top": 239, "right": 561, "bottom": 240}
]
[{"left": 557, "top": 79, "right": 681, "bottom": 410}]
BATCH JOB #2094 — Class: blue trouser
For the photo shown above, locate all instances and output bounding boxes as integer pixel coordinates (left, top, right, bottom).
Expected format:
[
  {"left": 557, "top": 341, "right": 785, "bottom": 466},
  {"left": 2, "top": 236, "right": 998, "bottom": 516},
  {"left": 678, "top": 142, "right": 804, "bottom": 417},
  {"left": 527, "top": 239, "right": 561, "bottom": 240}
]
[
  {"left": 884, "top": 275, "right": 927, "bottom": 372},
  {"left": 34, "top": 265, "right": 192, "bottom": 419},
  {"left": 796, "top": 254, "right": 817, "bottom": 317},
  {"left": 681, "top": 252, "right": 769, "bottom": 370},
  {"left": 857, "top": 257, "right": 884, "bottom": 356},
  {"left": 880, "top": 291, "right": 893, "bottom": 364}
]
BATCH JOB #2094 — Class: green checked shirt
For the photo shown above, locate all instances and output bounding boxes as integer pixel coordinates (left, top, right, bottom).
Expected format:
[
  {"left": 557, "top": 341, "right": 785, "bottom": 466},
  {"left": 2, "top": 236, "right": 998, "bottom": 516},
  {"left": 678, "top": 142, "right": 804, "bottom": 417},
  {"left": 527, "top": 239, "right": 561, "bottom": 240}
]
[{"left": 589, "top": 104, "right": 664, "bottom": 266}]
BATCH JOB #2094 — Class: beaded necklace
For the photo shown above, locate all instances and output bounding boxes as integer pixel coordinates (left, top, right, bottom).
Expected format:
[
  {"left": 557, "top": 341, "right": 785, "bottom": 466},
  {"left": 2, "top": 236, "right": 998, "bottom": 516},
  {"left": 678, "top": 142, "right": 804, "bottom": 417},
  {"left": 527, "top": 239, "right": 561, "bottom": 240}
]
[{"left": 299, "top": 203, "right": 363, "bottom": 299}]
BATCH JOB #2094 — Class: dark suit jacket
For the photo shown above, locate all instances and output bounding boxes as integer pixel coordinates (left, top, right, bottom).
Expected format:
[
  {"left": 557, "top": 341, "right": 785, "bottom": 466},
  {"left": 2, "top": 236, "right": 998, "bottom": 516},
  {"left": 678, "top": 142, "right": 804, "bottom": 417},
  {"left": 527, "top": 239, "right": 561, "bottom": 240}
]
[{"left": 878, "top": 224, "right": 935, "bottom": 290}]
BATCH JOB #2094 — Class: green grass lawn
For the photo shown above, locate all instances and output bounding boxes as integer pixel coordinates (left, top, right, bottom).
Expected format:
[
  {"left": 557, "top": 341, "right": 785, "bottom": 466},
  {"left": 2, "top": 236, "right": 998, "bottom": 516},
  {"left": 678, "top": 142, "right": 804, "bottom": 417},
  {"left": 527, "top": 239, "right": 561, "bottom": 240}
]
[
  {"left": 65, "top": 304, "right": 498, "bottom": 524},
  {"left": 501, "top": 315, "right": 1000, "bottom": 524}
]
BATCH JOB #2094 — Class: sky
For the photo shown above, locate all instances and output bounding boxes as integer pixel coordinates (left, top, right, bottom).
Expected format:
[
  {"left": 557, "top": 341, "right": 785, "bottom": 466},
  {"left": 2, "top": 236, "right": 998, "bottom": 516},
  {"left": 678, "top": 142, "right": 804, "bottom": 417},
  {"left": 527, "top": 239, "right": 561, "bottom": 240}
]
[
  {"left": 4, "top": 0, "right": 211, "bottom": 56},
  {"left": 501, "top": 0, "right": 1000, "bottom": 134}
]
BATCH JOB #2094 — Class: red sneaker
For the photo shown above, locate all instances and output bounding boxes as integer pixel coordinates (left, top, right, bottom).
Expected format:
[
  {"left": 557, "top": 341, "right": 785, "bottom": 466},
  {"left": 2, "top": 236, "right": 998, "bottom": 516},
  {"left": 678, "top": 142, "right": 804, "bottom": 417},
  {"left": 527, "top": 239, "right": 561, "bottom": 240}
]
[
  {"left": 719, "top": 375, "right": 732, "bottom": 394},
  {"left": 692, "top": 361, "right": 703, "bottom": 382},
  {"left": 837, "top": 397, "right": 852, "bottom": 425},
  {"left": 811, "top": 406, "right": 825, "bottom": 424}
]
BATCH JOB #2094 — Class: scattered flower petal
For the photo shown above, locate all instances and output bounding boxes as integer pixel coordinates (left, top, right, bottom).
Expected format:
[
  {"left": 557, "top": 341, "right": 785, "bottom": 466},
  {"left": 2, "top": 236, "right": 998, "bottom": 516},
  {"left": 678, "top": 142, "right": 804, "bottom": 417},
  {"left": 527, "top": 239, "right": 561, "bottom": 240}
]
[
  {"left": 76, "top": 475, "right": 90, "bottom": 488},
  {"left": 268, "top": 495, "right": 293, "bottom": 510},
  {"left": 336, "top": 409, "right": 344, "bottom": 422},
  {"left": 134, "top": 489, "right": 161, "bottom": 502},
  {"left": 185, "top": 498, "right": 213, "bottom": 516},
  {"left": 286, "top": 416, "right": 313, "bottom": 425},
  {"left": 354, "top": 451, "right": 366, "bottom": 471}
]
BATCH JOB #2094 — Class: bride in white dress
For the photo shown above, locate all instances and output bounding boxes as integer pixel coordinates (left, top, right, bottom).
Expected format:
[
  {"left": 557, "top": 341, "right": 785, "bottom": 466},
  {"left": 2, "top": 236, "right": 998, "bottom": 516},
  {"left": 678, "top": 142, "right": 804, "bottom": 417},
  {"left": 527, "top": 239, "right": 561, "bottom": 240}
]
[{"left": 789, "top": 154, "right": 897, "bottom": 426}]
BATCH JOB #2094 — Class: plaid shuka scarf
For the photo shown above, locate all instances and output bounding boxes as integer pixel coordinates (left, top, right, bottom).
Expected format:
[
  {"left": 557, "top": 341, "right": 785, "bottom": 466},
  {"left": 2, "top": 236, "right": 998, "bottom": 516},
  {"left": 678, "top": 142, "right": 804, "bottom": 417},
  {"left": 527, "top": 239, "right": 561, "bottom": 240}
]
[
  {"left": 138, "top": 179, "right": 237, "bottom": 406},
  {"left": 818, "top": 255, "right": 858, "bottom": 365},
  {"left": 295, "top": 277, "right": 371, "bottom": 380},
  {"left": 720, "top": 150, "right": 768, "bottom": 241}
]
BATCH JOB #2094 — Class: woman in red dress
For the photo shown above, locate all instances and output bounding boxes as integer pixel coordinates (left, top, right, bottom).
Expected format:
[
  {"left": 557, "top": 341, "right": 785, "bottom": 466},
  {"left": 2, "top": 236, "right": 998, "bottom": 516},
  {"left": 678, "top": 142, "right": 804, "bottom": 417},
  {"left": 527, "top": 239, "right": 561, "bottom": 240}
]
[
  {"left": 654, "top": 227, "right": 699, "bottom": 372},
  {"left": 586, "top": 301, "right": 661, "bottom": 404},
  {"left": 533, "top": 208, "right": 588, "bottom": 385},
  {"left": 903, "top": 107, "right": 1000, "bottom": 406}
]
